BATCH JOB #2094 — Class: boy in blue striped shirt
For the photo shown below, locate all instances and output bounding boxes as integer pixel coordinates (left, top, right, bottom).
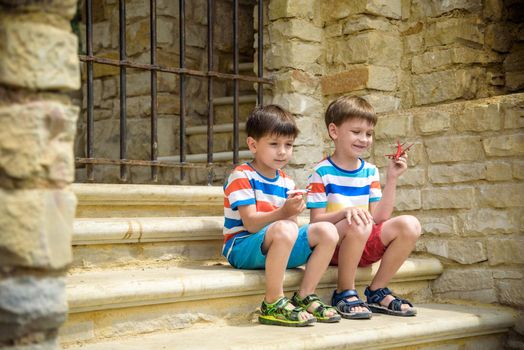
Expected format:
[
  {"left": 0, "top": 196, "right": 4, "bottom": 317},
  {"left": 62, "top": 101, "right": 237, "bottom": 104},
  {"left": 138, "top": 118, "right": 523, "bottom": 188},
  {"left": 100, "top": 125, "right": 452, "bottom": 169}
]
[{"left": 307, "top": 96, "right": 421, "bottom": 318}]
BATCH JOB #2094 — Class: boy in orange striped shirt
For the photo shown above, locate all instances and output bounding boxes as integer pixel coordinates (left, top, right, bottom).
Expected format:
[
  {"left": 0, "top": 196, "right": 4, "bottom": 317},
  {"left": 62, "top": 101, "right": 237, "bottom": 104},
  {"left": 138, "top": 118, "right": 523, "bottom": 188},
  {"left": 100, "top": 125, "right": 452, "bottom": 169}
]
[{"left": 223, "top": 105, "right": 340, "bottom": 326}]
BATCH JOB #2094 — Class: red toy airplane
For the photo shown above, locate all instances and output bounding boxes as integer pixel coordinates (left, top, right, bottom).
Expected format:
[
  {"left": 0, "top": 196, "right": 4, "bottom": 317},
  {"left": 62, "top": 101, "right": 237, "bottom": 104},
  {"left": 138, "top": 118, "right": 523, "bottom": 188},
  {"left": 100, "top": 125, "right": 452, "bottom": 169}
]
[{"left": 385, "top": 140, "right": 414, "bottom": 161}]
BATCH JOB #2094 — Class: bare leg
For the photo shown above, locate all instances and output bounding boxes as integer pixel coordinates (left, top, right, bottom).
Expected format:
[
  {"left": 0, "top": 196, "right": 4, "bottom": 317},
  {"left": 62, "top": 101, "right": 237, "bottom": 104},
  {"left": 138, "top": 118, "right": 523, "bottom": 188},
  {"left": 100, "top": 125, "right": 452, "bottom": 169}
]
[
  {"left": 299, "top": 222, "right": 338, "bottom": 294},
  {"left": 369, "top": 215, "right": 421, "bottom": 310},
  {"left": 335, "top": 219, "right": 372, "bottom": 313},
  {"left": 262, "top": 220, "right": 312, "bottom": 321},
  {"left": 296, "top": 222, "right": 338, "bottom": 316}
]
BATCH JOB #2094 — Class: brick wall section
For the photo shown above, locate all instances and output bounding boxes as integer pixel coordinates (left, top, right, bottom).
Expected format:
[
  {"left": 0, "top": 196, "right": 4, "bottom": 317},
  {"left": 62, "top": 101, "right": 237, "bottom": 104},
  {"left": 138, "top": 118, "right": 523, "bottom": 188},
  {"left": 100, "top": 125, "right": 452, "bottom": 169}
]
[
  {"left": 370, "top": 93, "right": 524, "bottom": 341},
  {"left": 319, "top": 0, "right": 523, "bottom": 112},
  {"left": 0, "top": 1, "right": 79, "bottom": 349},
  {"left": 259, "top": 0, "right": 325, "bottom": 185}
]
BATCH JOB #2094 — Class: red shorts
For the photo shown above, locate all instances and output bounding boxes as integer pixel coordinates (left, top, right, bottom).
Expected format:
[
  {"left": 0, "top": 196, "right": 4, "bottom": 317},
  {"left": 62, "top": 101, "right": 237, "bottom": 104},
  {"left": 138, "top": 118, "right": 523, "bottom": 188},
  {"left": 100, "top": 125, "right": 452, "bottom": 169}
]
[{"left": 330, "top": 223, "right": 385, "bottom": 267}]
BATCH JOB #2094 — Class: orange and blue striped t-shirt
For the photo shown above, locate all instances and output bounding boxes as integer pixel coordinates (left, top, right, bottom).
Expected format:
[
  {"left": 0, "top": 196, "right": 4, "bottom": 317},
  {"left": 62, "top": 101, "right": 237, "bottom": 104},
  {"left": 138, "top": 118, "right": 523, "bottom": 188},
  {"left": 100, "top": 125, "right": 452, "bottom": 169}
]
[
  {"left": 223, "top": 163, "right": 295, "bottom": 244},
  {"left": 306, "top": 157, "right": 382, "bottom": 212}
]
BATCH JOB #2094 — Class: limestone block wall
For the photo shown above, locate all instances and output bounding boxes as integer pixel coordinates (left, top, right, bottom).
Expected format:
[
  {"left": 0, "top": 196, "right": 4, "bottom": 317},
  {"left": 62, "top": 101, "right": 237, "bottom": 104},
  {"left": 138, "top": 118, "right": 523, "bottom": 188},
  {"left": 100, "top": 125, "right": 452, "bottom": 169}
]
[
  {"left": 371, "top": 93, "right": 523, "bottom": 303},
  {"left": 0, "top": 1, "right": 80, "bottom": 349},
  {"left": 320, "top": 0, "right": 523, "bottom": 111},
  {"left": 370, "top": 92, "right": 524, "bottom": 343},
  {"left": 260, "top": 0, "right": 327, "bottom": 185}
]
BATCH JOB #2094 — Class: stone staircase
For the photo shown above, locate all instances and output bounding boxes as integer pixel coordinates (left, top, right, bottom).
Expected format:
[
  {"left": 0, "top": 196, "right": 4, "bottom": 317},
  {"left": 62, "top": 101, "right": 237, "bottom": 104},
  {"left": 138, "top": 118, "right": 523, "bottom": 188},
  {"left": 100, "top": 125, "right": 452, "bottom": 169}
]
[{"left": 60, "top": 183, "right": 515, "bottom": 349}]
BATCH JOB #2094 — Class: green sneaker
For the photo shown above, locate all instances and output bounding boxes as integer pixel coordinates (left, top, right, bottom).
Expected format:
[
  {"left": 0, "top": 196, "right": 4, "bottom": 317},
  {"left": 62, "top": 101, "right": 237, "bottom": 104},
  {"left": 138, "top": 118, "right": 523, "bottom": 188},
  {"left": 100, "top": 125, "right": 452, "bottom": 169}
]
[{"left": 258, "top": 296, "right": 316, "bottom": 327}]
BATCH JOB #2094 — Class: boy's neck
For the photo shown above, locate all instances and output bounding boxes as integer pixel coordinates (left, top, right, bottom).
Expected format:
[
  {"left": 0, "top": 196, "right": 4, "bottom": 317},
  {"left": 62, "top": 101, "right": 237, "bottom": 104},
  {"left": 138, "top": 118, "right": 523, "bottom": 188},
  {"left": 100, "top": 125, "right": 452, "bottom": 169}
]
[
  {"left": 330, "top": 153, "right": 361, "bottom": 171},
  {"left": 250, "top": 160, "right": 278, "bottom": 179}
]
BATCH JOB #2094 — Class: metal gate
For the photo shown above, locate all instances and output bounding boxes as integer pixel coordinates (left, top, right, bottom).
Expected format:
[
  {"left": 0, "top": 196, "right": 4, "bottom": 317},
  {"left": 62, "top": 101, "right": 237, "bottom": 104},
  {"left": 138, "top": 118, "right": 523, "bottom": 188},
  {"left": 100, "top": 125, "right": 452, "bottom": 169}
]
[{"left": 76, "top": 0, "right": 271, "bottom": 183}]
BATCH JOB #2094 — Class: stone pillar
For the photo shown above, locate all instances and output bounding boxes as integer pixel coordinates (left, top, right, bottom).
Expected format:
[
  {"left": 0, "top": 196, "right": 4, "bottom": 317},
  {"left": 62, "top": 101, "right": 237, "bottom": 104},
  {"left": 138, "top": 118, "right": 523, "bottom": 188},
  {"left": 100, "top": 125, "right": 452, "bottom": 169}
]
[
  {"left": 261, "top": 0, "right": 326, "bottom": 186},
  {"left": 0, "top": 1, "right": 79, "bottom": 349}
]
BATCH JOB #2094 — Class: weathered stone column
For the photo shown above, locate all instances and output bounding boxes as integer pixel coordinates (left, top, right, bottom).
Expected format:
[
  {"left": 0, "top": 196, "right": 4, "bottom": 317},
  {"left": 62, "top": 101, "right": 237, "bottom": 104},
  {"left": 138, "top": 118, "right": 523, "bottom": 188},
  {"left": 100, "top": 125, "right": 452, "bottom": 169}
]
[
  {"left": 261, "top": 0, "right": 326, "bottom": 186},
  {"left": 0, "top": 1, "right": 80, "bottom": 349}
]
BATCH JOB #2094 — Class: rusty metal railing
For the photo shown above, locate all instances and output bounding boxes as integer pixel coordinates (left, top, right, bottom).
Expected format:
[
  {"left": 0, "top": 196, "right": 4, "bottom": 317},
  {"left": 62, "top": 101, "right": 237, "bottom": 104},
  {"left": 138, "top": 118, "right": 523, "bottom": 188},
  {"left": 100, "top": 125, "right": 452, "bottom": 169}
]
[{"left": 77, "top": 0, "right": 271, "bottom": 183}]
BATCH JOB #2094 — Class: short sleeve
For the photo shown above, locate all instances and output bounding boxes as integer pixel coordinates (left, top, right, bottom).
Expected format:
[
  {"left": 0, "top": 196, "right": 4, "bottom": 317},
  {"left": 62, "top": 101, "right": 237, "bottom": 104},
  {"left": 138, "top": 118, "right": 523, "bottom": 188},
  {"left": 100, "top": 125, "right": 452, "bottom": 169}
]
[
  {"left": 306, "top": 171, "right": 327, "bottom": 209},
  {"left": 224, "top": 170, "right": 256, "bottom": 209},
  {"left": 369, "top": 166, "right": 382, "bottom": 203}
]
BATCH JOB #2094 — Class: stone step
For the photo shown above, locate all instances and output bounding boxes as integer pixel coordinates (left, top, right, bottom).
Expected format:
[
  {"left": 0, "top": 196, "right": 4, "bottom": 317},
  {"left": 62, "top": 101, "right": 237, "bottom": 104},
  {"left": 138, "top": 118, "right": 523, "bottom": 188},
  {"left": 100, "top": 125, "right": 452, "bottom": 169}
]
[
  {"left": 61, "top": 258, "right": 443, "bottom": 347},
  {"left": 227, "top": 62, "right": 254, "bottom": 72},
  {"left": 224, "top": 62, "right": 256, "bottom": 95},
  {"left": 186, "top": 122, "right": 248, "bottom": 154},
  {"left": 213, "top": 94, "right": 256, "bottom": 124},
  {"left": 71, "top": 216, "right": 310, "bottom": 270},
  {"left": 186, "top": 122, "right": 246, "bottom": 136},
  {"left": 66, "top": 258, "right": 442, "bottom": 313},
  {"left": 73, "top": 216, "right": 224, "bottom": 245},
  {"left": 71, "top": 216, "right": 225, "bottom": 270},
  {"left": 62, "top": 303, "right": 515, "bottom": 350},
  {"left": 65, "top": 304, "right": 514, "bottom": 349},
  {"left": 186, "top": 95, "right": 255, "bottom": 154},
  {"left": 171, "top": 94, "right": 256, "bottom": 155},
  {"left": 72, "top": 183, "right": 223, "bottom": 218}
]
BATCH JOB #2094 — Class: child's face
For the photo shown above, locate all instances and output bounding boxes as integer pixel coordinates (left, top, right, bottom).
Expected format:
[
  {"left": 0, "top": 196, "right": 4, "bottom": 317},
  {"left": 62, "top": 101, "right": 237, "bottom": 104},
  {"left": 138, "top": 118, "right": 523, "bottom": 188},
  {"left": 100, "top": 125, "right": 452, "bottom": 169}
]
[
  {"left": 328, "top": 118, "right": 374, "bottom": 159},
  {"left": 247, "top": 133, "right": 295, "bottom": 177}
]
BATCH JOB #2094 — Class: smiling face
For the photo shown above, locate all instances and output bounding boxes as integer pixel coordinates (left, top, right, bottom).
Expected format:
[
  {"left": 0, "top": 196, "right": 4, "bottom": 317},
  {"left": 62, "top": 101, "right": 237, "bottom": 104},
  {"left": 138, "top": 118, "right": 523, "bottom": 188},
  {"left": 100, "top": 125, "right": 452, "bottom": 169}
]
[
  {"left": 247, "top": 133, "right": 295, "bottom": 178},
  {"left": 329, "top": 118, "right": 374, "bottom": 165}
]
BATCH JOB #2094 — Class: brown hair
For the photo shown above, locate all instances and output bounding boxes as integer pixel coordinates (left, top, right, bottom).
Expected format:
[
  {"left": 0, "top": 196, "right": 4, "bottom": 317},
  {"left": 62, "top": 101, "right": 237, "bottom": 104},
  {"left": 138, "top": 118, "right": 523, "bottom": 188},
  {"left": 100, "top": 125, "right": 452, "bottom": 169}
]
[
  {"left": 325, "top": 95, "right": 377, "bottom": 128},
  {"left": 246, "top": 104, "right": 299, "bottom": 140}
]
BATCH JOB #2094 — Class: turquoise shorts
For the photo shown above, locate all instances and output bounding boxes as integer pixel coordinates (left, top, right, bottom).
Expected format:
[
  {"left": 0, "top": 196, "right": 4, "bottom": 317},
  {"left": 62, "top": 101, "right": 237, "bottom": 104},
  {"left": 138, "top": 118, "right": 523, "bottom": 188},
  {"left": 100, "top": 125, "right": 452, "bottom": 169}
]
[{"left": 224, "top": 224, "right": 312, "bottom": 269}]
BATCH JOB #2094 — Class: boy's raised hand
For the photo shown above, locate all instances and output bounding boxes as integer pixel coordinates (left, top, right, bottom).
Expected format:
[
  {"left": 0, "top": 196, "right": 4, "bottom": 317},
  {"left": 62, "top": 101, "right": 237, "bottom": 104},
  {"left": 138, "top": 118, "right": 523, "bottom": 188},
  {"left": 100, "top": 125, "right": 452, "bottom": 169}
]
[{"left": 387, "top": 154, "right": 408, "bottom": 180}]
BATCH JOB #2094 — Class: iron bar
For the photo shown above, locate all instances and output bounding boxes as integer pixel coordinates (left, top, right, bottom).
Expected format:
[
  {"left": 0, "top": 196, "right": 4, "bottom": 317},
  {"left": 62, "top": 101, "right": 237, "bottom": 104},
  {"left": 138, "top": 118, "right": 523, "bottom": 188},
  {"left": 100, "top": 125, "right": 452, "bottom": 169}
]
[
  {"left": 150, "top": 0, "right": 158, "bottom": 181},
  {"left": 233, "top": 0, "right": 239, "bottom": 165},
  {"left": 76, "top": 157, "right": 210, "bottom": 169},
  {"left": 78, "top": 56, "right": 272, "bottom": 83},
  {"left": 179, "top": 0, "right": 186, "bottom": 180},
  {"left": 86, "top": 0, "right": 94, "bottom": 181},
  {"left": 257, "top": 0, "right": 263, "bottom": 106},
  {"left": 207, "top": 0, "right": 214, "bottom": 185},
  {"left": 119, "top": 0, "right": 128, "bottom": 181}
]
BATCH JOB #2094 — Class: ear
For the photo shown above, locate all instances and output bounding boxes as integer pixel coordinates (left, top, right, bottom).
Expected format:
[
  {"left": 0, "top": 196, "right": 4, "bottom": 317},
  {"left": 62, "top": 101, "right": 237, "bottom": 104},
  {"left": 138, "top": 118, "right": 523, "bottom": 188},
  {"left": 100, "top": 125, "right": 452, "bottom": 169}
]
[
  {"left": 246, "top": 136, "right": 257, "bottom": 154},
  {"left": 328, "top": 123, "right": 338, "bottom": 140}
]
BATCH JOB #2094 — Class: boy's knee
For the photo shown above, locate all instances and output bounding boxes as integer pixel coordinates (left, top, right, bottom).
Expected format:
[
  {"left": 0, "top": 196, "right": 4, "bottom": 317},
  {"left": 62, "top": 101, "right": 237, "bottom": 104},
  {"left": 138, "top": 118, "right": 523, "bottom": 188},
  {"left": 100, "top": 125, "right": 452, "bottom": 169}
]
[
  {"left": 400, "top": 215, "right": 421, "bottom": 240},
  {"left": 311, "top": 222, "right": 339, "bottom": 245},
  {"left": 268, "top": 220, "right": 299, "bottom": 244},
  {"left": 345, "top": 223, "right": 372, "bottom": 241}
]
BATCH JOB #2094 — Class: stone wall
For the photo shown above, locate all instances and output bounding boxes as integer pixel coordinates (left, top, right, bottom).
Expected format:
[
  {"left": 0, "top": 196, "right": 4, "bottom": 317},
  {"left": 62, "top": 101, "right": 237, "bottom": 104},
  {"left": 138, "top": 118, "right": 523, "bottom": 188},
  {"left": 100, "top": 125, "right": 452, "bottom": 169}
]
[
  {"left": 320, "top": 0, "right": 523, "bottom": 110},
  {"left": 372, "top": 93, "right": 524, "bottom": 344},
  {"left": 0, "top": 1, "right": 80, "bottom": 349},
  {"left": 261, "top": 0, "right": 326, "bottom": 185}
]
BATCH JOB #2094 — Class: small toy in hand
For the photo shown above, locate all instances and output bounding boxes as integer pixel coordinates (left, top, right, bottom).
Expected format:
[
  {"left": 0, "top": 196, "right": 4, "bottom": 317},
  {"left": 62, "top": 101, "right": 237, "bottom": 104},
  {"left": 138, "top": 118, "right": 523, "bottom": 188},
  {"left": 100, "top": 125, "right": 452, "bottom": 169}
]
[
  {"left": 286, "top": 189, "right": 309, "bottom": 195},
  {"left": 385, "top": 140, "right": 414, "bottom": 161},
  {"left": 287, "top": 184, "right": 312, "bottom": 196}
]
